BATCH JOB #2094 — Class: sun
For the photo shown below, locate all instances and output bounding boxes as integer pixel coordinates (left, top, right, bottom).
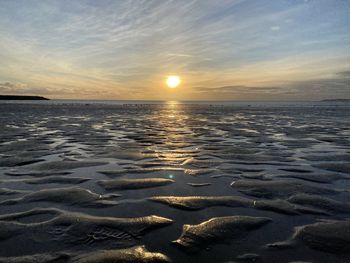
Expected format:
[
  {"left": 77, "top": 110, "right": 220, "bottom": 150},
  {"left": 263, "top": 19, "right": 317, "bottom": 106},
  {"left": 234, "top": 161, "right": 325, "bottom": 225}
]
[{"left": 166, "top": 75, "right": 181, "bottom": 88}]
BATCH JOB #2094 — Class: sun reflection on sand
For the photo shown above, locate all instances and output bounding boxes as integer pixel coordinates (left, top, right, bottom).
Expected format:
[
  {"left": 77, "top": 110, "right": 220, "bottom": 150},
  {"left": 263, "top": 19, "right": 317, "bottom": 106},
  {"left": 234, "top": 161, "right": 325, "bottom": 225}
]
[{"left": 146, "top": 102, "right": 196, "bottom": 170}]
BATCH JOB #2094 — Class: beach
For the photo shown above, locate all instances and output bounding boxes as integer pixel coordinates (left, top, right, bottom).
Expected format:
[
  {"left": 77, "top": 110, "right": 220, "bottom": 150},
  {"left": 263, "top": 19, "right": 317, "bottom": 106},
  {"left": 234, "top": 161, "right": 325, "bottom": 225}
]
[{"left": 0, "top": 101, "right": 349, "bottom": 262}]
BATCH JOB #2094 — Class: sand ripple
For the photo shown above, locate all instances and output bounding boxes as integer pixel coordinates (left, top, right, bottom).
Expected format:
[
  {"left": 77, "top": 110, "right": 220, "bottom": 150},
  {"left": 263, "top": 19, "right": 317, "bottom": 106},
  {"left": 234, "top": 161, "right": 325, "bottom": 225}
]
[{"left": 0, "top": 103, "right": 349, "bottom": 262}]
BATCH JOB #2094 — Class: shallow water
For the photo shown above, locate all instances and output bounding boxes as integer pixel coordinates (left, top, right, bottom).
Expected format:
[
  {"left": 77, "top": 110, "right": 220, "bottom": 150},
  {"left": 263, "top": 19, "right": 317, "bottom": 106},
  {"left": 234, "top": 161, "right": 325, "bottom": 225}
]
[{"left": 0, "top": 101, "right": 349, "bottom": 262}]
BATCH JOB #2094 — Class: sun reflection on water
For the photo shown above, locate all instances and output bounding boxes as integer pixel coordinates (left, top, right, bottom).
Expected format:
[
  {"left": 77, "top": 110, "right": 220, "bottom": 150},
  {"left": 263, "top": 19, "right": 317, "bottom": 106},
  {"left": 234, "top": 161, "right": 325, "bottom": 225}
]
[{"left": 145, "top": 102, "right": 196, "bottom": 169}]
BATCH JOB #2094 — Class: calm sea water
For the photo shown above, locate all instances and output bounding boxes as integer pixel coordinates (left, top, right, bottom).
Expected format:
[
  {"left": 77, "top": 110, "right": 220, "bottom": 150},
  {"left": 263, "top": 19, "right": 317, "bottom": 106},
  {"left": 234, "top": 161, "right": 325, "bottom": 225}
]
[{"left": 1, "top": 99, "right": 350, "bottom": 107}]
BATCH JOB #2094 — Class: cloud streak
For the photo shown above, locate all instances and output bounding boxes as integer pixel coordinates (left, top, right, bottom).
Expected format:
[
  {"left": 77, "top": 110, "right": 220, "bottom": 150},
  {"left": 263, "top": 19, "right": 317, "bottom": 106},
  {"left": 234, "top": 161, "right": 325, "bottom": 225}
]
[
  {"left": 0, "top": 0, "right": 349, "bottom": 99},
  {"left": 193, "top": 70, "right": 350, "bottom": 100}
]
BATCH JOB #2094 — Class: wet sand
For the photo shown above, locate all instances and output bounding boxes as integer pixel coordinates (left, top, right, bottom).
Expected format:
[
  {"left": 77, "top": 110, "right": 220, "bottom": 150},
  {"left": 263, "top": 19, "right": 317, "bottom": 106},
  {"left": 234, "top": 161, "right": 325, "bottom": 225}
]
[{"left": 0, "top": 101, "right": 349, "bottom": 262}]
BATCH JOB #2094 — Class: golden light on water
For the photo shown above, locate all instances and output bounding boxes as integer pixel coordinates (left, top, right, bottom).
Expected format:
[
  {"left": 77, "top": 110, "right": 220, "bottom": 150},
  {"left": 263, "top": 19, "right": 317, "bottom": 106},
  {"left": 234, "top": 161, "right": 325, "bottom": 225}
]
[{"left": 166, "top": 75, "right": 181, "bottom": 88}]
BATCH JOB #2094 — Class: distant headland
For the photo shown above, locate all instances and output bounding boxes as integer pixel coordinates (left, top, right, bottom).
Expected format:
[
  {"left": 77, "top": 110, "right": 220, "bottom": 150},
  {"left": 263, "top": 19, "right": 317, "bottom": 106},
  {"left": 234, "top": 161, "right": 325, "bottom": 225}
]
[{"left": 0, "top": 95, "right": 49, "bottom": 100}]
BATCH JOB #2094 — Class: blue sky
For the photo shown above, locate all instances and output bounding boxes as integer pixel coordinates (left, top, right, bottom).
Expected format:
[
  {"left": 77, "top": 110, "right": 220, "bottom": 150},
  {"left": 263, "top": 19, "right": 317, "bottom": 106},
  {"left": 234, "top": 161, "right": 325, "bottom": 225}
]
[{"left": 0, "top": 0, "right": 349, "bottom": 100}]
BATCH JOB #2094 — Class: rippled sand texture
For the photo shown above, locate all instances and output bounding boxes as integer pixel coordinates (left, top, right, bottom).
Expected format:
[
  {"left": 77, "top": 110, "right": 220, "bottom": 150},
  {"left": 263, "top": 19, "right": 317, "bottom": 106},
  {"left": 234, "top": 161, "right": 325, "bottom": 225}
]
[{"left": 0, "top": 102, "right": 349, "bottom": 263}]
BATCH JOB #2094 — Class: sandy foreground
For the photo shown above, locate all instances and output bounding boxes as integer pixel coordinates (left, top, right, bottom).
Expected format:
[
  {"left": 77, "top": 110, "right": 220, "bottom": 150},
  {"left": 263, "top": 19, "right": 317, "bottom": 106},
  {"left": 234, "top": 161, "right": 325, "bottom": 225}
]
[{"left": 0, "top": 102, "right": 349, "bottom": 263}]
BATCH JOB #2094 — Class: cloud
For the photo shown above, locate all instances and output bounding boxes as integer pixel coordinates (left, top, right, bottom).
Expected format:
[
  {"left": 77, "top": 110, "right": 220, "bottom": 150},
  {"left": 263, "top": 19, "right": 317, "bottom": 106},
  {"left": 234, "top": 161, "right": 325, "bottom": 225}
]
[
  {"left": 285, "top": 76, "right": 350, "bottom": 99},
  {"left": 195, "top": 85, "right": 281, "bottom": 94},
  {"left": 337, "top": 71, "right": 350, "bottom": 77},
  {"left": 193, "top": 70, "right": 350, "bottom": 100},
  {"left": 270, "top": 26, "right": 280, "bottom": 31},
  {"left": 0, "top": 80, "right": 131, "bottom": 99},
  {"left": 0, "top": 82, "right": 55, "bottom": 96},
  {"left": 0, "top": 1, "right": 349, "bottom": 100},
  {"left": 0, "top": 82, "right": 27, "bottom": 91},
  {"left": 166, "top": 53, "right": 195, "bottom": 58}
]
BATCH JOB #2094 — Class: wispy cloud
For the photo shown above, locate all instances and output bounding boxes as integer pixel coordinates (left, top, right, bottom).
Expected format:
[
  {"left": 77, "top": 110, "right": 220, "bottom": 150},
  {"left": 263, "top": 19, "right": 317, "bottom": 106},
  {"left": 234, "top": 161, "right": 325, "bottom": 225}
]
[
  {"left": 0, "top": 0, "right": 349, "bottom": 99},
  {"left": 192, "top": 69, "right": 350, "bottom": 100},
  {"left": 195, "top": 85, "right": 280, "bottom": 94},
  {"left": 270, "top": 26, "right": 280, "bottom": 31},
  {"left": 0, "top": 82, "right": 53, "bottom": 95}
]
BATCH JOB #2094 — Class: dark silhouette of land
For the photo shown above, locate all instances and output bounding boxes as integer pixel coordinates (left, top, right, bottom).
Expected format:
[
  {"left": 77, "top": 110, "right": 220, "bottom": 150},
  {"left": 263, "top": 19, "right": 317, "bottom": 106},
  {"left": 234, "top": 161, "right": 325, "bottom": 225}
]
[{"left": 0, "top": 95, "right": 49, "bottom": 100}]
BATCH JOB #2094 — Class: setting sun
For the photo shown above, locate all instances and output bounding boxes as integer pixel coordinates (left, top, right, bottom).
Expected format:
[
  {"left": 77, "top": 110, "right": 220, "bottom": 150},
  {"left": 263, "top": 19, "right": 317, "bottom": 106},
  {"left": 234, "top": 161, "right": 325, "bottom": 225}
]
[{"left": 166, "top": 75, "right": 181, "bottom": 88}]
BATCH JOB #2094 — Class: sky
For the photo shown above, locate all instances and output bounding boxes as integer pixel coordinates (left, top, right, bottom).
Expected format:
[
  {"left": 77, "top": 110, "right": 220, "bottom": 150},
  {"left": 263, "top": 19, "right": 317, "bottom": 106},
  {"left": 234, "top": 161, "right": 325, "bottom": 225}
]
[{"left": 0, "top": 0, "right": 349, "bottom": 100}]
